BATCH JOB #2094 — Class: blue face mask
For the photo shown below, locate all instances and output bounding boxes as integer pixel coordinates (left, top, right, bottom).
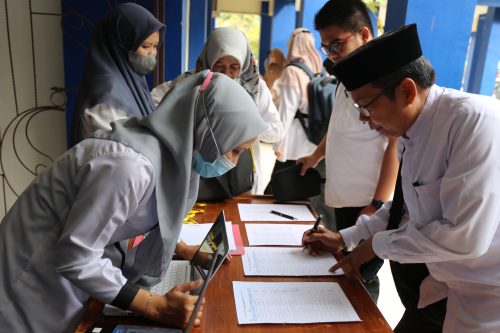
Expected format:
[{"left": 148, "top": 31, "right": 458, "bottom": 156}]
[{"left": 193, "top": 151, "right": 236, "bottom": 178}]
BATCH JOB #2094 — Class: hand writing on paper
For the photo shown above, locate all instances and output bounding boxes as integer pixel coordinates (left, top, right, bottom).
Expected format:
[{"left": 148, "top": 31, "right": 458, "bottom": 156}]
[
  {"left": 301, "top": 226, "right": 345, "bottom": 256},
  {"left": 149, "top": 280, "right": 205, "bottom": 327},
  {"left": 329, "top": 237, "right": 376, "bottom": 282}
]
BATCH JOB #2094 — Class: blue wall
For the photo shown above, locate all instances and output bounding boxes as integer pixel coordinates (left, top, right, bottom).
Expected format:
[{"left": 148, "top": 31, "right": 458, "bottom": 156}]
[{"left": 386, "top": 0, "right": 477, "bottom": 89}]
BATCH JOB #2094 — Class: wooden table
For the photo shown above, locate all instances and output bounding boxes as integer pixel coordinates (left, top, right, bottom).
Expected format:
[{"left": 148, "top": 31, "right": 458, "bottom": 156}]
[{"left": 75, "top": 195, "right": 392, "bottom": 333}]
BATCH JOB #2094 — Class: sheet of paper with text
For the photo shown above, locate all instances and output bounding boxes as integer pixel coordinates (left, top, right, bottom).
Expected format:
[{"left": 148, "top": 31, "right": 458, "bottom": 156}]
[
  {"left": 237, "top": 203, "right": 315, "bottom": 221},
  {"left": 233, "top": 281, "right": 361, "bottom": 324},
  {"left": 245, "top": 223, "right": 312, "bottom": 246},
  {"left": 242, "top": 247, "right": 344, "bottom": 276}
]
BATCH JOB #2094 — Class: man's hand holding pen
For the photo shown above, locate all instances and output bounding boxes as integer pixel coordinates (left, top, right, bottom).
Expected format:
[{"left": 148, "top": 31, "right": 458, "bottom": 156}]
[{"left": 301, "top": 224, "right": 345, "bottom": 256}]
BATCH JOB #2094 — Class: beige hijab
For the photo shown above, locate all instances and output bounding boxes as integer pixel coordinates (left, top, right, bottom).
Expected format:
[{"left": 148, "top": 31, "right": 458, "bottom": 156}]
[{"left": 279, "top": 28, "right": 323, "bottom": 102}]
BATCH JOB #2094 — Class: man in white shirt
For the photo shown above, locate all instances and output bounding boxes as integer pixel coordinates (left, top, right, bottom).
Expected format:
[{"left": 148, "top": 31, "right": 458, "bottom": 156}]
[
  {"left": 298, "top": 0, "right": 399, "bottom": 302},
  {"left": 303, "top": 23, "right": 500, "bottom": 333}
]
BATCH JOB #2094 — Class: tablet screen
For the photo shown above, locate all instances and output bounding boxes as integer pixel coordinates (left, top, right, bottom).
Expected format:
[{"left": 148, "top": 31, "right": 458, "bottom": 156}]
[{"left": 190, "top": 210, "right": 229, "bottom": 280}]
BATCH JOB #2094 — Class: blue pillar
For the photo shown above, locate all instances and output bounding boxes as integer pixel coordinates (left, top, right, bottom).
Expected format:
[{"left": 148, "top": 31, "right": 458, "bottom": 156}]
[
  {"left": 385, "top": 0, "right": 477, "bottom": 89},
  {"left": 206, "top": 0, "right": 215, "bottom": 33},
  {"left": 368, "top": 11, "right": 379, "bottom": 37},
  {"left": 272, "top": 0, "right": 296, "bottom": 55},
  {"left": 298, "top": 0, "right": 328, "bottom": 52},
  {"left": 259, "top": 2, "right": 272, "bottom": 74},
  {"left": 258, "top": 0, "right": 295, "bottom": 74},
  {"left": 467, "top": 8, "right": 500, "bottom": 95},
  {"left": 463, "top": 32, "right": 477, "bottom": 93},
  {"left": 188, "top": 0, "right": 209, "bottom": 70},
  {"left": 259, "top": 0, "right": 295, "bottom": 73},
  {"left": 164, "top": 0, "right": 188, "bottom": 80}
]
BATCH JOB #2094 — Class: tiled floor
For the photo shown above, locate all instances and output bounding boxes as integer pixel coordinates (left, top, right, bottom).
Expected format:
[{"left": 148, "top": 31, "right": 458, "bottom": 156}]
[{"left": 260, "top": 143, "right": 405, "bottom": 330}]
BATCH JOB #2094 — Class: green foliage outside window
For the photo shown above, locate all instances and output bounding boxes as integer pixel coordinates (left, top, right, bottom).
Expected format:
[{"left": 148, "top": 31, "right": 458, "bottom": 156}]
[{"left": 215, "top": 12, "right": 261, "bottom": 61}]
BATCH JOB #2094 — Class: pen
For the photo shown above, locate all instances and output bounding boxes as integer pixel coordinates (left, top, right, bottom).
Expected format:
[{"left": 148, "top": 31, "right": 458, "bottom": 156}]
[
  {"left": 303, "top": 215, "right": 322, "bottom": 251},
  {"left": 269, "top": 210, "right": 298, "bottom": 220}
]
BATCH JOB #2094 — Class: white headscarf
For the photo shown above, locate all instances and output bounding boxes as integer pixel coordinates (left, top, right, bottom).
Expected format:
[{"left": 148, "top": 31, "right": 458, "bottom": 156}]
[
  {"left": 94, "top": 71, "right": 268, "bottom": 275},
  {"left": 199, "top": 27, "right": 261, "bottom": 105},
  {"left": 279, "top": 28, "right": 323, "bottom": 103}
]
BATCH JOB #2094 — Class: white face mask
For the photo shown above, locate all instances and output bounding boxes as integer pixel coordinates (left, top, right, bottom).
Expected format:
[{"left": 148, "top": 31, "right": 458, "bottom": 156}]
[{"left": 128, "top": 52, "right": 156, "bottom": 75}]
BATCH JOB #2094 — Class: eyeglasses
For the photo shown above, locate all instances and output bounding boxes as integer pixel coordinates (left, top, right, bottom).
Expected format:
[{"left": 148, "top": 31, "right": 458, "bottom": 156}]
[
  {"left": 353, "top": 85, "right": 394, "bottom": 117},
  {"left": 320, "top": 33, "right": 353, "bottom": 56}
]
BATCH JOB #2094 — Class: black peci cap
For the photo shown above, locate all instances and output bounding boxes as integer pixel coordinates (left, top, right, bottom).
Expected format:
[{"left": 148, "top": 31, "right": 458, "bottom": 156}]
[{"left": 332, "top": 24, "right": 422, "bottom": 91}]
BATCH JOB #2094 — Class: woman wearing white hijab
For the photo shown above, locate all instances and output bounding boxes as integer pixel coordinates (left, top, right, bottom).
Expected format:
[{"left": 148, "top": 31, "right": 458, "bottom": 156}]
[
  {"left": 0, "top": 72, "right": 268, "bottom": 333},
  {"left": 266, "top": 28, "right": 337, "bottom": 229},
  {"left": 273, "top": 28, "right": 323, "bottom": 164},
  {"left": 152, "top": 27, "right": 283, "bottom": 195}
]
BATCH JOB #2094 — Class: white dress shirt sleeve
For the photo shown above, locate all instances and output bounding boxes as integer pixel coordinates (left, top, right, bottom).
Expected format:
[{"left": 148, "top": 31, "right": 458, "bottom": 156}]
[
  {"left": 372, "top": 109, "right": 500, "bottom": 263},
  {"left": 81, "top": 103, "right": 127, "bottom": 138},
  {"left": 339, "top": 203, "right": 392, "bottom": 250},
  {"left": 257, "top": 79, "right": 283, "bottom": 143}
]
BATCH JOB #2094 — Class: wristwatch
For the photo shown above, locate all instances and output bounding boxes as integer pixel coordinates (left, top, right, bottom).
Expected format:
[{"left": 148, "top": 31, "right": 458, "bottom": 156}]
[{"left": 371, "top": 199, "right": 384, "bottom": 210}]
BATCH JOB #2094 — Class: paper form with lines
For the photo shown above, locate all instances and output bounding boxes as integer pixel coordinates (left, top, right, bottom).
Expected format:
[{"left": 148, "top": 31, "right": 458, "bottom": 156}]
[
  {"left": 232, "top": 281, "right": 361, "bottom": 324},
  {"left": 242, "top": 247, "right": 343, "bottom": 276}
]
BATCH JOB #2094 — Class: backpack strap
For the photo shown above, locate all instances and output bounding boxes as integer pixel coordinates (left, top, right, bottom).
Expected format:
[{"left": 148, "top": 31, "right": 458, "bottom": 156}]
[
  {"left": 288, "top": 61, "right": 314, "bottom": 121},
  {"left": 287, "top": 61, "right": 316, "bottom": 79}
]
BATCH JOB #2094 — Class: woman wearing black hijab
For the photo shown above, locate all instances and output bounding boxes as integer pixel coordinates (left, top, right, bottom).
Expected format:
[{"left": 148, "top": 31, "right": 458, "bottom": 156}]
[{"left": 70, "top": 2, "right": 165, "bottom": 146}]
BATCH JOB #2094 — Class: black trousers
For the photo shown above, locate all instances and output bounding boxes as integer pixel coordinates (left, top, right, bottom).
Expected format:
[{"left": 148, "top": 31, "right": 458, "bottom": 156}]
[{"left": 391, "top": 261, "right": 447, "bottom": 333}]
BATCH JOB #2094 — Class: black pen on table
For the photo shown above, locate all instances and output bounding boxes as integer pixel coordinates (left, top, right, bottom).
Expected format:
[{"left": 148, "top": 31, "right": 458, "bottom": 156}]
[
  {"left": 303, "top": 215, "right": 322, "bottom": 252},
  {"left": 269, "top": 210, "right": 298, "bottom": 221}
]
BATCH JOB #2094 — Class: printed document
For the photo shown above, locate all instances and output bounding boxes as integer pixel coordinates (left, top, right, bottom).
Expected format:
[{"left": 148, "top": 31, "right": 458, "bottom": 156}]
[
  {"left": 245, "top": 223, "right": 312, "bottom": 246},
  {"left": 179, "top": 222, "right": 236, "bottom": 251},
  {"left": 238, "top": 203, "right": 315, "bottom": 221},
  {"left": 232, "top": 281, "right": 360, "bottom": 324},
  {"left": 242, "top": 247, "right": 343, "bottom": 276}
]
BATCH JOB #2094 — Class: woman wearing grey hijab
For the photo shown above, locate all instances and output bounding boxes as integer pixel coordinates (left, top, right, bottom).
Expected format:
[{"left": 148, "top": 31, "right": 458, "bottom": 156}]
[
  {"left": 0, "top": 71, "right": 267, "bottom": 333},
  {"left": 151, "top": 27, "right": 283, "bottom": 195}
]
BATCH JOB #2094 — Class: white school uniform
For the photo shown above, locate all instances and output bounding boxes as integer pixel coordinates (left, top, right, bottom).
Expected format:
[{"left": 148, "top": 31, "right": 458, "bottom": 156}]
[{"left": 0, "top": 139, "right": 164, "bottom": 333}]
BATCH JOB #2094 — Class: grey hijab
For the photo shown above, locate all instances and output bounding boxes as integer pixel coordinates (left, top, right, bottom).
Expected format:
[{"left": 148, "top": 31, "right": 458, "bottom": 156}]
[
  {"left": 199, "top": 27, "right": 261, "bottom": 106},
  {"left": 93, "top": 71, "right": 267, "bottom": 273}
]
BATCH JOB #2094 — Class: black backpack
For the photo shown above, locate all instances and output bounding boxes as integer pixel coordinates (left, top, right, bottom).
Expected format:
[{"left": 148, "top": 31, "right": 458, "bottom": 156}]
[{"left": 288, "top": 61, "right": 339, "bottom": 145}]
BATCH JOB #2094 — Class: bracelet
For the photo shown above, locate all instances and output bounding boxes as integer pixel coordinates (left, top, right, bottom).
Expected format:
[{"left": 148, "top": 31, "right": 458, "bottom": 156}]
[{"left": 144, "top": 292, "right": 154, "bottom": 317}]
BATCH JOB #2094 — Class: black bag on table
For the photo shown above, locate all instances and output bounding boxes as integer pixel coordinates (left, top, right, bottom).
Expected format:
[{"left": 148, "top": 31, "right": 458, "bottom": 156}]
[{"left": 270, "top": 163, "right": 324, "bottom": 201}]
